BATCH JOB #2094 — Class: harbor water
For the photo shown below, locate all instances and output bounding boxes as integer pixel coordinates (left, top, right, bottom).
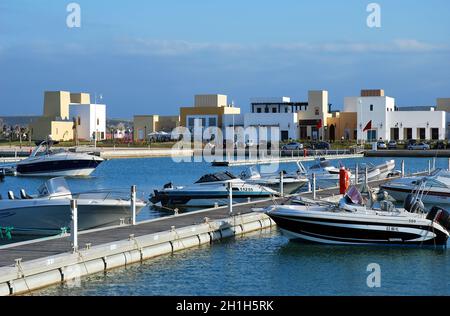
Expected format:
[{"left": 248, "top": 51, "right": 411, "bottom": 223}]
[{"left": 1, "top": 156, "right": 450, "bottom": 295}]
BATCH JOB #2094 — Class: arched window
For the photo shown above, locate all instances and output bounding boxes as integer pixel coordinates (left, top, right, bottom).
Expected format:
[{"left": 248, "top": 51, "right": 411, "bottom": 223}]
[{"left": 370, "top": 104, "right": 374, "bottom": 111}]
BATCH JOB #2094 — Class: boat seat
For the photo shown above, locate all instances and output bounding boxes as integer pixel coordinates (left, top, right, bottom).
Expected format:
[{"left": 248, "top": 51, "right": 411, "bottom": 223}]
[{"left": 20, "top": 189, "right": 33, "bottom": 199}]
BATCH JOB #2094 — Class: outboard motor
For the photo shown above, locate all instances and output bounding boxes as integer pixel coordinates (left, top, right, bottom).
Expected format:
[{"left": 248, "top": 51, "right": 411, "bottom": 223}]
[
  {"left": 403, "top": 194, "right": 417, "bottom": 212},
  {"left": 426, "top": 206, "right": 450, "bottom": 231}
]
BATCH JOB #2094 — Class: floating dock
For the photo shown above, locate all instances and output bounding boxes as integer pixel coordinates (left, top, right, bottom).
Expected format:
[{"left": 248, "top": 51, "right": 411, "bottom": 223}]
[{"left": 0, "top": 172, "right": 427, "bottom": 296}]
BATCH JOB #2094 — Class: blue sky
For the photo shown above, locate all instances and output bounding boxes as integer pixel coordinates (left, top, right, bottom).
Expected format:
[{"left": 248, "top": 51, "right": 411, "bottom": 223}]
[{"left": 1, "top": 0, "right": 449, "bottom": 118}]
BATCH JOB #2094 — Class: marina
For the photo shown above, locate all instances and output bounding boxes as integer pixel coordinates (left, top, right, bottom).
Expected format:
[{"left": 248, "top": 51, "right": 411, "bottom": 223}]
[{"left": 0, "top": 154, "right": 448, "bottom": 295}]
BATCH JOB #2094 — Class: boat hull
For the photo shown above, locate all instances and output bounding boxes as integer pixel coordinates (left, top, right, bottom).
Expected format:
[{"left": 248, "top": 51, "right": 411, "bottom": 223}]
[
  {"left": 0, "top": 200, "right": 145, "bottom": 237},
  {"left": 267, "top": 209, "right": 449, "bottom": 246},
  {"left": 16, "top": 158, "right": 103, "bottom": 177},
  {"left": 380, "top": 184, "right": 450, "bottom": 205}
]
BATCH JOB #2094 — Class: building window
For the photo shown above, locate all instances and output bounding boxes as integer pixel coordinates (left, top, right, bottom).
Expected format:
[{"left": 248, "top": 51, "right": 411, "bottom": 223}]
[
  {"left": 367, "top": 130, "right": 377, "bottom": 141},
  {"left": 264, "top": 107, "right": 269, "bottom": 113},
  {"left": 188, "top": 118, "right": 195, "bottom": 129},
  {"left": 257, "top": 108, "right": 262, "bottom": 113},
  {"left": 315, "top": 108, "right": 319, "bottom": 115},
  {"left": 431, "top": 128, "right": 439, "bottom": 140},
  {"left": 272, "top": 108, "right": 277, "bottom": 113},
  {"left": 97, "top": 118, "right": 100, "bottom": 126},
  {"left": 78, "top": 117, "right": 81, "bottom": 125},
  {"left": 370, "top": 104, "right": 374, "bottom": 111},
  {"left": 285, "top": 107, "right": 289, "bottom": 113},
  {"left": 209, "top": 117, "right": 217, "bottom": 127}
]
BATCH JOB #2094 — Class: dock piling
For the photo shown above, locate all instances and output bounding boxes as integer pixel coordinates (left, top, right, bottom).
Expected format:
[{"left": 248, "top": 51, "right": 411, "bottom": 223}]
[
  {"left": 401, "top": 160, "right": 405, "bottom": 178},
  {"left": 312, "top": 173, "right": 316, "bottom": 200},
  {"left": 131, "top": 185, "right": 136, "bottom": 225},
  {"left": 279, "top": 171, "right": 284, "bottom": 197},
  {"left": 355, "top": 164, "right": 359, "bottom": 185},
  {"left": 70, "top": 199, "right": 78, "bottom": 252},
  {"left": 428, "top": 160, "right": 431, "bottom": 175},
  {"left": 365, "top": 166, "right": 368, "bottom": 185},
  {"left": 228, "top": 181, "right": 233, "bottom": 215}
]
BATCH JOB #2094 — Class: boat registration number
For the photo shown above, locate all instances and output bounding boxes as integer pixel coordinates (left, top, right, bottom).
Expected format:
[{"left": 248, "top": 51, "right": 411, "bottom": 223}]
[{"left": 386, "top": 226, "right": 399, "bottom": 232}]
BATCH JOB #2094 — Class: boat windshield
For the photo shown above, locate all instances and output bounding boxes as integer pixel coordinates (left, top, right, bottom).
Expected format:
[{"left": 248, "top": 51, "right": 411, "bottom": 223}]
[
  {"left": 195, "top": 172, "right": 237, "bottom": 183},
  {"left": 37, "top": 177, "right": 72, "bottom": 197},
  {"left": 310, "top": 159, "right": 331, "bottom": 169}
]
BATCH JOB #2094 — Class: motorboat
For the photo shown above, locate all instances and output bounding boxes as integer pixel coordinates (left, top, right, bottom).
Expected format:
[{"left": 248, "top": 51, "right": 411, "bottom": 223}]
[
  {"left": 296, "top": 158, "right": 396, "bottom": 184},
  {"left": 296, "top": 158, "right": 353, "bottom": 184},
  {"left": 150, "top": 171, "right": 278, "bottom": 210},
  {"left": 240, "top": 167, "right": 309, "bottom": 194},
  {"left": 265, "top": 186, "right": 450, "bottom": 246},
  {"left": 0, "top": 177, "right": 146, "bottom": 237},
  {"left": 380, "top": 169, "right": 450, "bottom": 205},
  {"left": 358, "top": 160, "right": 396, "bottom": 182},
  {"left": 14, "top": 140, "right": 104, "bottom": 177}
]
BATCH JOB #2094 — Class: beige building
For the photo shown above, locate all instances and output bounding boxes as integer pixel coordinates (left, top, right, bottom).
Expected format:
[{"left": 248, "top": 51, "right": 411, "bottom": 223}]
[
  {"left": 297, "top": 90, "right": 329, "bottom": 140},
  {"left": 180, "top": 94, "right": 240, "bottom": 131},
  {"left": 326, "top": 112, "right": 357, "bottom": 141},
  {"left": 29, "top": 91, "right": 93, "bottom": 141},
  {"left": 133, "top": 115, "right": 180, "bottom": 141}
]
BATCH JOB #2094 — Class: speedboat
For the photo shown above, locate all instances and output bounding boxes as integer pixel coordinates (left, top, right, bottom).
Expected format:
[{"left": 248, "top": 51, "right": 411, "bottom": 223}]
[
  {"left": 265, "top": 186, "right": 450, "bottom": 246},
  {"left": 150, "top": 171, "right": 278, "bottom": 210},
  {"left": 380, "top": 169, "right": 450, "bottom": 205},
  {"left": 240, "top": 167, "right": 309, "bottom": 194},
  {"left": 0, "top": 177, "right": 146, "bottom": 237},
  {"left": 296, "top": 158, "right": 353, "bottom": 184},
  {"left": 14, "top": 140, "right": 104, "bottom": 177},
  {"left": 358, "top": 160, "right": 396, "bottom": 182}
]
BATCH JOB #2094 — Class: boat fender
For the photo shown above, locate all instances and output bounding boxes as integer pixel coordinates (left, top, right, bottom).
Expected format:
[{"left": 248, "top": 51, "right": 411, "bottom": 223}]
[
  {"left": 427, "top": 207, "right": 450, "bottom": 231},
  {"left": 410, "top": 200, "right": 425, "bottom": 214}
]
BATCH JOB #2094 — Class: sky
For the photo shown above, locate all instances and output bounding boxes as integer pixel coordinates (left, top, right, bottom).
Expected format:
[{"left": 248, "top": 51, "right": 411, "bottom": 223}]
[{"left": 0, "top": 0, "right": 449, "bottom": 118}]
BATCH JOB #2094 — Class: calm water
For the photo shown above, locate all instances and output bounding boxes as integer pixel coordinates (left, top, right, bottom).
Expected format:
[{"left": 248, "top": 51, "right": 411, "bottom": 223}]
[{"left": 2, "top": 156, "right": 450, "bottom": 295}]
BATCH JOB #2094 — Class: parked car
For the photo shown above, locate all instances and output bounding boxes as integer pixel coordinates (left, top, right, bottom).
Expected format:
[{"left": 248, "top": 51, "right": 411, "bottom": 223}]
[
  {"left": 377, "top": 141, "right": 387, "bottom": 149},
  {"left": 387, "top": 140, "right": 397, "bottom": 149},
  {"left": 408, "top": 142, "right": 430, "bottom": 150},
  {"left": 282, "top": 142, "right": 303, "bottom": 150}
]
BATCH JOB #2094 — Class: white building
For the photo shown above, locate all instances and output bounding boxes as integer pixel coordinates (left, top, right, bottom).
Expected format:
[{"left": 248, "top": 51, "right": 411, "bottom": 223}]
[
  {"left": 223, "top": 97, "right": 302, "bottom": 142},
  {"left": 345, "top": 90, "right": 446, "bottom": 141},
  {"left": 69, "top": 103, "right": 106, "bottom": 141}
]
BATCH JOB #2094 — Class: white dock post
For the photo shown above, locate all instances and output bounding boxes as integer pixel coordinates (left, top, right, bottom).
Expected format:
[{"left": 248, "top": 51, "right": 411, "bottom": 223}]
[
  {"left": 279, "top": 171, "right": 284, "bottom": 197},
  {"left": 307, "top": 179, "right": 312, "bottom": 193},
  {"left": 428, "top": 160, "right": 431, "bottom": 175},
  {"left": 448, "top": 158, "right": 450, "bottom": 171},
  {"left": 70, "top": 199, "right": 78, "bottom": 252},
  {"left": 228, "top": 181, "right": 233, "bottom": 215},
  {"left": 312, "top": 173, "right": 316, "bottom": 200},
  {"left": 131, "top": 185, "right": 136, "bottom": 225},
  {"left": 433, "top": 157, "right": 436, "bottom": 171},
  {"left": 355, "top": 164, "right": 359, "bottom": 185},
  {"left": 365, "top": 166, "right": 368, "bottom": 185},
  {"left": 401, "top": 160, "right": 405, "bottom": 178}
]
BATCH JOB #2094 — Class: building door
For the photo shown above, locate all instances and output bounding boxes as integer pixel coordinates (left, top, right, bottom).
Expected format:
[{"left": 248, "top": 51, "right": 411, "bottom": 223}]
[
  {"left": 404, "top": 128, "right": 412, "bottom": 140},
  {"left": 329, "top": 124, "right": 335, "bottom": 142},
  {"left": 390, "top": 128, "right": 399, "bottom": 140},
  {"left": 367, "top": 130, "right": 377, "bottom": 141},
  {"left": 431, "top": 128, "right": 439, "bottom": 140},
  {"left": 417, "top": 128, "right": 425, "bottom": 140},
  {"left": 281, "top": 130, "right": 289, "bottom": 141},
  {"left": 311, "top": 127, "right": 318, "bottom": 140},
  {"left": 299, "top": 126, "right": 307, "bottom": 139}
]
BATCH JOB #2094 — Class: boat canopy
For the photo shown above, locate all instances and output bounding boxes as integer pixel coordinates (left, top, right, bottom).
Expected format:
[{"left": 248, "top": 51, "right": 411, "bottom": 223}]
[
  {"left": 37, "top": 177, "right": 72, "bottom": 198},
  {"left": 195, "top": 172, "right": 237, "bottom": 183}
]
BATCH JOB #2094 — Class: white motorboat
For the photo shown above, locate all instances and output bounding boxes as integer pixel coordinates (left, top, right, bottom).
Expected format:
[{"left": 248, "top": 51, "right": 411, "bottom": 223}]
[
  {"left": 240, "top": 167, "right": 309, "bottom": 194},
  {"left": 380, "top": 169, "right": 450, "bottom": 205},
  {"left": 150, "top": 171, "right": 278, "bottom": 210},
  {"left": 265, "top": 186, "right": 450, "bottom": 246},
  {"left": 0, "top": 177, "right": 146, "bottom": 237},
  {"left": 15, "top": 140, "right": 104, "bottom": 177},
  {"left": 296, "top": 158, "right": 353, "bottom": 184}
]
